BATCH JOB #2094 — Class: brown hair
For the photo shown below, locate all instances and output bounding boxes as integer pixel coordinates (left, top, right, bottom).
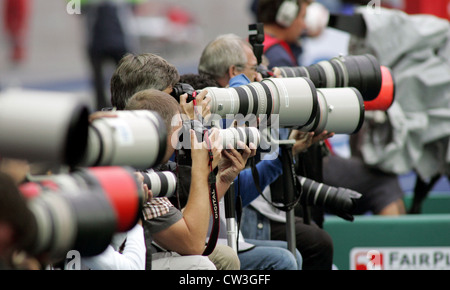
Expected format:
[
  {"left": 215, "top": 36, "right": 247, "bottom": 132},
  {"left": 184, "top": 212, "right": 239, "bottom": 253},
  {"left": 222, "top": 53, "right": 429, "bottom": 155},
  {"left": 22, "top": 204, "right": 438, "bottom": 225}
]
[
  {"left": 110, "top": 53, "right": 180, "bottom": 110},
  {"left": 124, "top": 89, "right": 182, "bottom": 133}
]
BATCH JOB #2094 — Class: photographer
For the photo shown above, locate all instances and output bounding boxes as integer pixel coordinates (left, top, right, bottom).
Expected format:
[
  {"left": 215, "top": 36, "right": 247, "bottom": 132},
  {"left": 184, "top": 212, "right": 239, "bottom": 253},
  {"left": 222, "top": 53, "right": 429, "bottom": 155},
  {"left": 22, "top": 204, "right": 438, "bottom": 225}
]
[
  {"left": 109, "top": 53, "right": 245, "bottom": 270},
  {"left": 197, "top": 33, "right": 335, "bottom": 270},
  {"left": 124, "top": 89, "right": 254, "bottom": 269},
  {"left": 178, "top": 73, "right": 303, "bottom": 270}
]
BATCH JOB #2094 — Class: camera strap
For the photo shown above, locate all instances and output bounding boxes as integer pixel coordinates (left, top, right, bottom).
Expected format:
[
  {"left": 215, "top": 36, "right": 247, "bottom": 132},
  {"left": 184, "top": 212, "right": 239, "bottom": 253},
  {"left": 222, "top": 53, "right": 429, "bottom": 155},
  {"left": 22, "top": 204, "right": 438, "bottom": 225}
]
[
  {"left": 202, "top": 130, "right": 220, "bottom": 256},
  {"left": 249, "top": 152, "right": 302, "bottom": 212}
]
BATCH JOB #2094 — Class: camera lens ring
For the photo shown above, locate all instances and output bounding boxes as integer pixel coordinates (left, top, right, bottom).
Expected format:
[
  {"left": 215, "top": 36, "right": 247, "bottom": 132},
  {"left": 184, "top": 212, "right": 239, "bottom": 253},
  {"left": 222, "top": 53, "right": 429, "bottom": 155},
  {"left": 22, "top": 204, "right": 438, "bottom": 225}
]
[
  {"left": 88, "top": 125, "right": 105, "bottom": 167},
  {"left": 281, "top": 67, "right": 295, "bottom": 78},
  {"left": 342, "top": 54, "right": 382, "bottom": 101},
  {"left": 155, "top": 172, "right": 168, "bottom": 197},
  {"left": 233, "top": 87, "right": 250, "bottom": 116},
  {"left": 302, "top": 78, "right": 319, "bottom": 128},
  {"left": 89, "top": 119, "right": 117, "bottom": 167},
  {"left": 317, "top": 61, "right": 336, "bottom": 88},
  {"left": 350, "top": 87, "right": 365, "bottom": 135},
  {"left": 245, "top": 84, "right": 259, "bottom": 116},
  {"left": 259, "top": 81, "right": 274, "bottom": 117},
  {"left": 308, "top": 64, "right": 327, "bottom": 88},
  {"left": 329, "top": 60, "right": 345, "bottom": 88},
  {"left": 331, "top": 57, "right": 349, "bottom": 87},
  {"left": 247, "top": 82, "right": 268, "bottom": 117},
  {"left": 142, "top": 169, "right": 177, "bottom": 198},
  {"left": 311, "top": 89, "right": 328, "bottom": 133}
]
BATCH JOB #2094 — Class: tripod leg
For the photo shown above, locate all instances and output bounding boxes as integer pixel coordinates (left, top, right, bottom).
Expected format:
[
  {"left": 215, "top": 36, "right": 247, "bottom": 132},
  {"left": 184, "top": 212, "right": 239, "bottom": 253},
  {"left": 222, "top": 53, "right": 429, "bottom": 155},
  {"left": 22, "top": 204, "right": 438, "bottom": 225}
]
[
  {"left": 225, "top": 186, "right": 238, "bottom": 253},
  {"left": 280, "top": 145, "right": 298, "bottom": 258},
  {"left": 286, "top": 210, "right": 297, "bottom": 256},
  {"left": 408, "top": 173, "right": 442, "bottom": 214}
]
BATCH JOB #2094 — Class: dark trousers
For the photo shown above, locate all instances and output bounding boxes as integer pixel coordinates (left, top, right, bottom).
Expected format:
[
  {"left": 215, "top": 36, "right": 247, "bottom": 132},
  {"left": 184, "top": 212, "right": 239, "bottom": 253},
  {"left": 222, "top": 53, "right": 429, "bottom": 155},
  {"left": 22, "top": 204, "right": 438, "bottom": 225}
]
[{"left": 88, "top": 50, "right": 126, "bottom": 110}]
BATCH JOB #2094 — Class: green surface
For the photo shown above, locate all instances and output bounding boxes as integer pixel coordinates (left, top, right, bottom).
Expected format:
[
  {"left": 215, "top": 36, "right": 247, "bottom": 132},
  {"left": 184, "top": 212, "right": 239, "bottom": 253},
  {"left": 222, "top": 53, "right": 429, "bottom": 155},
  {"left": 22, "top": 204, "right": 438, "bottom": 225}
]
[
  {"left": 403, "top": 193, "right": 450, "bottom": 214},
  {"left": 324, "top": 213, "right": 450, "bottom": 270}
]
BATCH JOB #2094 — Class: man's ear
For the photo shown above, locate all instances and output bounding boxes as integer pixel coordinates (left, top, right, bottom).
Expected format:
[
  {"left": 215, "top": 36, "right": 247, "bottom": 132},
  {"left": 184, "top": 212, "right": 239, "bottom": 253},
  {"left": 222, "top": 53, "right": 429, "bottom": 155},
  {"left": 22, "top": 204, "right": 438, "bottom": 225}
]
[{"left": 228, "top": 65, "right": 239, "bottom": 78}]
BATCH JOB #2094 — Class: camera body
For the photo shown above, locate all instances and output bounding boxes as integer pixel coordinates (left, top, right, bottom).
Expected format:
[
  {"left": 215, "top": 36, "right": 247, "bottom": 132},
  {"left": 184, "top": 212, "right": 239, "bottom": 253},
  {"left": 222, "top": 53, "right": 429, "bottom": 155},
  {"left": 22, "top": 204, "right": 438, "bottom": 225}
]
[{"left": 170, "top": 83, "right": 198, "bottom": 103}]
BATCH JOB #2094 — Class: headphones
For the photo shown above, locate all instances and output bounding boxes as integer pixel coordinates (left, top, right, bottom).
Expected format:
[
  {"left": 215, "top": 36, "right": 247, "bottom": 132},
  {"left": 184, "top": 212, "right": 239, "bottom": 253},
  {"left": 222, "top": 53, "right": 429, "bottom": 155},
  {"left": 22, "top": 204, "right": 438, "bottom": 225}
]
[{"left": 276, "top": 0, "right": 299, "bottom": 27}]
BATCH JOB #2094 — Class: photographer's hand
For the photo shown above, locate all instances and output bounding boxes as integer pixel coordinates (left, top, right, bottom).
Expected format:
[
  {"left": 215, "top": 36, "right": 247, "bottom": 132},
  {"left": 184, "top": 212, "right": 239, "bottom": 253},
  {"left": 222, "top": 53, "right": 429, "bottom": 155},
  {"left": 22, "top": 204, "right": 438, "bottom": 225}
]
[
  {"left": 290, "top": 130, "right": 315, "bottom": 155},
  {"left": 216, "top": 141, "right": 256, "bottom": 199},
  {"left": 272, "top": 67, "right": 282, "bottom": 78},
  {"left": 190, "top": 129, "right": 221, "bottom": 173},
  {"left": 133, "top": 172, "right": 151, "bottom": 202},
  {"left": 180, "top": 90, "right": 211, "bottom": 121},
  {"left": 88, "top": 111, "right": 118, "bottom": 123},
  {"left": 290, "top": 130, "right": 335, "bottom": 155},
  {"left": 312, "top": 130, "right": 335, "bottom": 143}
]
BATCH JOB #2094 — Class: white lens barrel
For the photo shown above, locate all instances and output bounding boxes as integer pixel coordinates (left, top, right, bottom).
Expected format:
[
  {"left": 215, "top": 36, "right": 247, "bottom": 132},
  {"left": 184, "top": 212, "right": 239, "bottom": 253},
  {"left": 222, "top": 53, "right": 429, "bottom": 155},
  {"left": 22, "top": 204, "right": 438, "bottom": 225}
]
[
  {"left": 316, "top": 88, "right": 365, "bottom": 134},
  {"left": 0, "top": 90, "right": 89, "bottom": 166},
  {"left": 263, "top": 77, "right": 318, "bottom": 128},
  {"left": 299, "top": 90, "right": 328, "bottom": 134},
  {"left": 207, "top": 87, "right": 240, "bottom": 118},
  {"left": 82, "top": 110, "right": 166, "bottom": 170}
]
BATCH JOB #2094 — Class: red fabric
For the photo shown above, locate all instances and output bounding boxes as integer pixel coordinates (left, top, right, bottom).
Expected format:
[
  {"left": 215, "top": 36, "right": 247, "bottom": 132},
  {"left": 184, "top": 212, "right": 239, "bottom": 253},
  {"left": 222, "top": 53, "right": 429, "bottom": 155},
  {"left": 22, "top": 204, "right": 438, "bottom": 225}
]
[
  {"left": 263, "top": 34, "right": 298, "bottom": 65},
  {"left": 4, "top": 0, "right": 31, "bottom": 62},
  {"left": 404, "top": 0, "right": 450, "bottom": 20}
]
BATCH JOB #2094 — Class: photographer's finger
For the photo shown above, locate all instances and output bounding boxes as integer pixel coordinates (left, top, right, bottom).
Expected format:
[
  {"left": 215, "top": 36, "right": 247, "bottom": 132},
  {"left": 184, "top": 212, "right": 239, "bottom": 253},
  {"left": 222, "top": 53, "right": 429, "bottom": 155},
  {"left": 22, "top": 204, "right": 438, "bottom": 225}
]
[
  {"left": 225, "top": 143, "right": 245, "bottom": 165},
  {"left": 180, "top": 93, "right": 188, "bottom": 104},
  {"left": 196, "top": 89, "right": 208, "bottom": 101},
  {"left": 236, "top": 141, "right": 252, "bottom": 161}
]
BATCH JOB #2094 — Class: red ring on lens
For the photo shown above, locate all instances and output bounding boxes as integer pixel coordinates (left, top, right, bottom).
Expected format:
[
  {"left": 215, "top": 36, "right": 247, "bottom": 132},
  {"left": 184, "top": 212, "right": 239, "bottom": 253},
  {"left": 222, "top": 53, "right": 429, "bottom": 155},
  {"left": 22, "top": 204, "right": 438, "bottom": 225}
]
[
  {"left": 88, "top": 167, "right": 139, "bottom": 232},
  {"left": 364, "top": 66, "right": 395, "bottom": 111}
]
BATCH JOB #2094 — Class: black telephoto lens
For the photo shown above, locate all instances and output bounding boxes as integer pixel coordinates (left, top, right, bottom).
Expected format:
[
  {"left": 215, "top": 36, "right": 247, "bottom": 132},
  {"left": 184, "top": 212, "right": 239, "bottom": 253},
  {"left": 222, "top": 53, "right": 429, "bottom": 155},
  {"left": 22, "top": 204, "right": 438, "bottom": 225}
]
[
  {"left": 298, "top": 176, "right": 362, "bottom": 221},
  {"left": 277, "top": 54, "right": 382, "bottom": 101}
]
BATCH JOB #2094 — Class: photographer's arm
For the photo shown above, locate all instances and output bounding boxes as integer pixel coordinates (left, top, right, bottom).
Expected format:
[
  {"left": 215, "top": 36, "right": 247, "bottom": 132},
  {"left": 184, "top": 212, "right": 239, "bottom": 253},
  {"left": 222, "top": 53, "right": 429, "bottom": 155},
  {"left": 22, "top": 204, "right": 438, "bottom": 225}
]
[{"left": 152, "top": 130, "right": 219, "bottom": 255}]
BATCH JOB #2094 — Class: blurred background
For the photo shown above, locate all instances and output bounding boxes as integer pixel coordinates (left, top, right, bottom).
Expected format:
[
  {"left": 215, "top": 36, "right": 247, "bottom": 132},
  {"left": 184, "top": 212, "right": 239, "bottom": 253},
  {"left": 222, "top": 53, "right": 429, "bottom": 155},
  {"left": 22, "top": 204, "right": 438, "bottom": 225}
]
[{"left": 0, "top": 0, "right": 256, "bottom": 101}]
